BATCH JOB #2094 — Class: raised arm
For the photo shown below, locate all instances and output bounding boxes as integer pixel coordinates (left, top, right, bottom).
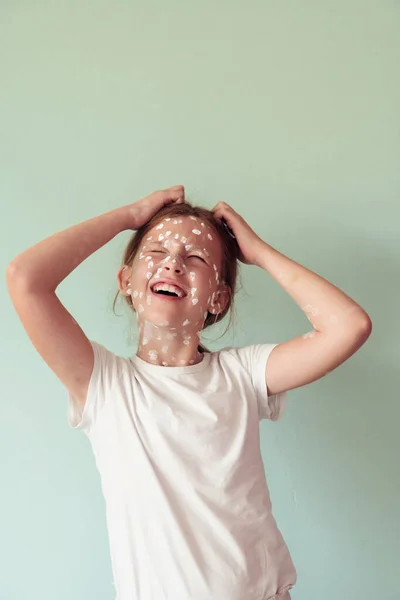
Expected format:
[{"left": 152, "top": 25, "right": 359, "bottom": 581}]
[{"left": 6, "top": 185, "right": 185, "bottom": 407}]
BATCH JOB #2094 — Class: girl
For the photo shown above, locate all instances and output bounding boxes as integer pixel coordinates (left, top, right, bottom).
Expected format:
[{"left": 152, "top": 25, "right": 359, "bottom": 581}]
[{"left": 6, "top": 184, "right": 372, "bottom": 600}]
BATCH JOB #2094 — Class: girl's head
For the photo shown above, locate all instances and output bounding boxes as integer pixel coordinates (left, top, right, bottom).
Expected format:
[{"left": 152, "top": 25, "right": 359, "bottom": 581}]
[{"left": 114, "top": 202, "right": 240, "bottom": 348}]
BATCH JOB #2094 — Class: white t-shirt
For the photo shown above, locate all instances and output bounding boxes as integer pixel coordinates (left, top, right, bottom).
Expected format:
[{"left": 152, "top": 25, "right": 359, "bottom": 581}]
[{"left": 68, "top": 341, "right": 297, "bottom": 600}]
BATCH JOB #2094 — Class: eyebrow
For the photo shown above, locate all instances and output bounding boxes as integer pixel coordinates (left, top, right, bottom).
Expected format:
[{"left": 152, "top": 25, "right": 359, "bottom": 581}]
[{"left": 148, "top": 241, "right": 207, "bottom": 253}]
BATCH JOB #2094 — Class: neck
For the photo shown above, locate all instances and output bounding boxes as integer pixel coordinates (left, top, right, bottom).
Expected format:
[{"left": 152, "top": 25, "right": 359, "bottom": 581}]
[{"left": 136, "top": 320, "right": 204, "bottom": 366}]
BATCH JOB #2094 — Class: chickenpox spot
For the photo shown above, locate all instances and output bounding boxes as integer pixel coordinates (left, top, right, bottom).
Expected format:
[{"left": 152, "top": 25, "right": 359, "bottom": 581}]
[
  {"left": 166, "top": 332, "right": 177, "bottom": 340},
  {"left": 185, "top": 244, "right": 192, "bottom": 251},
  {"left": 164, "top": 240, "right": 171, "bottom": 248},
  {"left": 190, "top": 287, "right": 197, "bottom": 296},
  {"left": 213, "top": 264, "right": 217, "bottom": 270},
  {"left": 201, "top": 222, "right": 205, "bottom": 227},
  {"left": 165, "top": 218, "right": 171, "bottom": 222},
  {"left": 161, "top": 345, "right": 169, "bottom": 354},
  {"left": 192, "top": 229, "right": 201, "bottom": 235},
  {"left": 155, "top": 223, "right": 164, "bottom": 230},
  {"left": 162, "top": 361, "right": 169, "bottom": 366},
  {"left": 149, "top": 350, "right": 158, "bottom": 361},
  {"left": 303, "top": 331, "right": 316, "bottom": 339},
  {"left": 146, "top": 294, "right": 152, "bottom": 305},
  {"left": 174, "top": 233, "right": 179, "bottom": 239},
  {"left": 189, "top": 216, "right": 197, "bottom": 221},
  {"left": 138, "top": 304, "right": 144, "bottom": 312},
  {"left": 143, "top": 337, "right": 149, "bottom": 345},
  {"left": 181, "top": 237, "right": 187, "bottom": 243},
  {"left": 189, "top": 272, "right": 195, "bottom": 281},
  {"left": 139, "top": 292, "right": 143, "bottom": 298},
  {"left": 145, "top": 256, "right": 151, "bottom": 262},
  {"left": 146, "top": 272, "right": 153, "bottom": 279},
  {"left": 148, "top": 261, "right": 154, "bottom": 269},
  {"left": 165, "top": 231, "right": 172, "bottom": 237},
  {"left": 192, "top": 298, "right": 199, "bottom": 305},
  {"left": 190, "top": 360, "right": 194, "bottom": 365},
  {"left": 207, "top": 233, "right": 213, "bottom": 240},
  {"left": 146, "top": 236, "right": 153, "bottom": 241},
  {"left": 158, "top": 234, "right": 164, "bottom": 241},
  {"left": 182, "top": 319, "right": 190, "bottom": 326},
  {"left": 133, "top": 290, "right": 139, "bottom": 298}
]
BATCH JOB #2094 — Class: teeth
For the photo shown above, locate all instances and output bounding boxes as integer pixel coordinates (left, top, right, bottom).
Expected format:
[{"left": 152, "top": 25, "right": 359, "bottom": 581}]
[{"left": 152, "top": 283, "right": 185, "bottom": 297}]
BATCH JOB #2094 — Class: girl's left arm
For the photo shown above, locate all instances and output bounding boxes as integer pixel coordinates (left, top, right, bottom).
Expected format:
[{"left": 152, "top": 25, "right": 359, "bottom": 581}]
[{"left": 212, "top": 202, "right": 372, "bottom": 396}]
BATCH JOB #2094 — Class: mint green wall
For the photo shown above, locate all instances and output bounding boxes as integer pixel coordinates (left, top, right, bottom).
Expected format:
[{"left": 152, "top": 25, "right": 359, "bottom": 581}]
[{"left": 1, "top": 2, "right": 398, "bottom": 599}]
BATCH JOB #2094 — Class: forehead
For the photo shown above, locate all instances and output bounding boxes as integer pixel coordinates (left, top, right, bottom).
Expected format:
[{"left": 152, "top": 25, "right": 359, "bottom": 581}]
[{"left": 146, "top": 215, "right": 221, "bottom": 255}]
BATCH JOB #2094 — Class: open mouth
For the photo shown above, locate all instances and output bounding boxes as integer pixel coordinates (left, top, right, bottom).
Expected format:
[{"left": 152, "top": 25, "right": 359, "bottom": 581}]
[{"left": 150, "top": 282, "right": 187, "bottom": 299}]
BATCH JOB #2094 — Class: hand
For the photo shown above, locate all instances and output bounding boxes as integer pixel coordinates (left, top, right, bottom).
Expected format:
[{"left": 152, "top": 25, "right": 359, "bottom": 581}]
[
  {"left": 126, "top": 185, "right": 185, "bottom": 230},
  {"left": 212, "top": 201, "right": 265, "bottom": 266}
]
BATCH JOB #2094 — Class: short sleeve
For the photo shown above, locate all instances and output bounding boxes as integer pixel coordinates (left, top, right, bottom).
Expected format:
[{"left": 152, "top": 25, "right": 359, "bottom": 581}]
[
  {"left": 227, "top": 343, "right": 287, "bottom": 421},
  {"left": 67, "top": 340, "right": 120, "bottom": 433}
]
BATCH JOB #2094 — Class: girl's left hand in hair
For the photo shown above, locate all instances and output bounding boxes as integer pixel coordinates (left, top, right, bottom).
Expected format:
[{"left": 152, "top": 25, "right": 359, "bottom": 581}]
[{"left": 212, "top": 201, "right": 265, "bottom": 266}]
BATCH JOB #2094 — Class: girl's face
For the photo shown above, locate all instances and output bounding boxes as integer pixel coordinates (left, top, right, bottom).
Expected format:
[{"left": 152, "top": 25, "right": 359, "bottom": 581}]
[{"left": 128, "top": 215, "right": 228, "bottom": 329}]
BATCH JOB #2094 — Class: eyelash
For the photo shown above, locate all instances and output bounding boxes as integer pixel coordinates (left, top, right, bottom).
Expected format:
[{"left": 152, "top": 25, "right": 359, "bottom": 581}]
[{"left": 150, "top": 250, "right": 206, "bottom": 263}]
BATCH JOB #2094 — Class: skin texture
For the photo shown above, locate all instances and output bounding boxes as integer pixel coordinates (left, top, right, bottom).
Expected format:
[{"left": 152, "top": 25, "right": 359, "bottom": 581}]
[{"left": 119, "top": 215, "right": 230, "bottom": 366}]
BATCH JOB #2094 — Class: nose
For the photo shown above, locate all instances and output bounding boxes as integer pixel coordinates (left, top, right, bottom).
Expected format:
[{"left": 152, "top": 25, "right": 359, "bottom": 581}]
[{"left": 162, "top": 256, "right": 185, "bottom": 275}]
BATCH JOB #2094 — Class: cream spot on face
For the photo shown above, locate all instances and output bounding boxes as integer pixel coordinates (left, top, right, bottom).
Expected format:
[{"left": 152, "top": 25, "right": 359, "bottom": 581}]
[
  {"left": 161, "top": 345, "right": 169, "bottom": 354},
  {"left": 189, "top": 272, "right": 195, "bottom": 281},
  {"left": 166, "top": 332, "right": 177, "bottom": 340},
  {"left": 207, "top": 233, "right": 213, "bottom": 240},
  {"left": 143, "top": 337, "right": 149, "bottom": 345},
  {"left": 174, "top": 233, "right": 179, "bottom": 239},
  {"left": 145, "top": 256, "right": 151, "bottom": 262},
  {"left": 138, "top": 304, "right": 144, "bottom": 312},
  {"left": 146, "top": 272, "right": 153, "bottom": 279},
  {"left": 181, "top": 237, "right": 187, "bottom": 244},
  {"left": 139, "top": 292, "right": 143, "bottom": 298},
  {"left": 185, "top": 244, "right": 192, "bottom": 251},
  {"left": 190, "top": 287, "right": 197, "bottom": 296},
  {"left": 149, "top": 350, "right": 158, "bottom": 361},
  {"left": 148, "top": 261, "right": 154, "bottom": 269},
  {"left": 192, "top": 229, "right": 201, "bottom": 235},
  {"left": 182, "top": 319, "right": 190, "bottom": 326},
  {"left": 146, "top": 236, "right": 153, "bottom": 241},
  {"left": 155, "top": 223, "right": 164, "bottom": 230},
  {"left": 158, "top": 234, "right": 164, "bottom": 241},
  {"left": 192, "top": 298, "right": 199, "bottom": 305},
  {"left": 133, "top": 290, "right": 139, "bottom": 298},
  {"left": 146, "top": 294, "right": 152, "bottom": 305},
  {"left": 165, "top": 231, "right": 172, "bottom": 237},
  {"left": 162, "top": 361, "right": 169, "bottom": 366}
]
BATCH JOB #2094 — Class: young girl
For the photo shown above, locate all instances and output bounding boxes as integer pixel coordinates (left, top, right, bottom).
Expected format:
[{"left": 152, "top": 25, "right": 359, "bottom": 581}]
[{"left": 6, "top": 184, "right": 372, "bottom": 600}]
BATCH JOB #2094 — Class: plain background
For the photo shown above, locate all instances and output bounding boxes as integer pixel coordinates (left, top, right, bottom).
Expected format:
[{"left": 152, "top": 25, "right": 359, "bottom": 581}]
[{"left": 1, "top": 1, "right": 399, "bottom": 599}]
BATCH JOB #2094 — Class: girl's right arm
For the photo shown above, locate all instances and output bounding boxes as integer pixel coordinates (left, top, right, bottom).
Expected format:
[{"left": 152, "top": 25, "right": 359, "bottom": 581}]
[{"left": 5, "top": 185, "right": 185, "bottom": 408}]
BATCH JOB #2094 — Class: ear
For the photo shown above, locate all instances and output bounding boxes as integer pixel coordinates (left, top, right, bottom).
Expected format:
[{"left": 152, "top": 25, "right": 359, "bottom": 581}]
[
  {"left": 117, "top": 265, "right": 132, "bottom": 295},
  {"left": 209, "top": 283, "right": 231, "bottom": 315}
]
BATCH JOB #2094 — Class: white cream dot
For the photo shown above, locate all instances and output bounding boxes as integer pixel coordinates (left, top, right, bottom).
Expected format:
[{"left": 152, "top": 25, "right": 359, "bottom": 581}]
[
  {"left": 138, "top": 304, "right": 144, "bottom": 312},
  {"left": 192, "top": 229, "right": 201, "bottom": 235},
  {"left": 158, "top": 234, "right": 164, "bottom": 241},
  {"left": 146, "top": 272, "right": 153, "bottom": 279},
  {"left": 192, "top": 298, "right": 199, "bottom": 305},
  {"left": 208, "top": 233, "right": 213, "bottom": 240},
  {"left": 155, "top": 223, "right": 164, "bottom": 230}
]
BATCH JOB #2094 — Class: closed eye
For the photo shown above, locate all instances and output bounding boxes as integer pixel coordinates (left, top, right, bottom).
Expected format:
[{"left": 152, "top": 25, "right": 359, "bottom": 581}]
[{"left": 189, "top": 255, "right": 206, "bottom": 263}]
